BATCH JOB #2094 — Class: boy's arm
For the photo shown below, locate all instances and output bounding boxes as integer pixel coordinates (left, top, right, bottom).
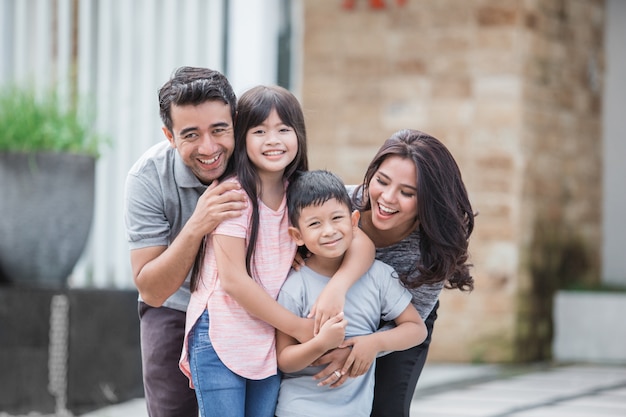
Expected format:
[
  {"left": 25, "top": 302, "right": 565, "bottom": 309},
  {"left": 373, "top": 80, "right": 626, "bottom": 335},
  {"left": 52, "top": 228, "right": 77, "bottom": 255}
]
[
  {"left": 338, "top": 303, "right": 426, "bottom": 378},
  {"left": 310, "top": 224, "right": 375, "bottom": 334},
  {"left": 276, "top": 312, "right": 347, "bottom": 374},
  {"left": 214, "top": 234, "right": 313, "bottom": 343}
]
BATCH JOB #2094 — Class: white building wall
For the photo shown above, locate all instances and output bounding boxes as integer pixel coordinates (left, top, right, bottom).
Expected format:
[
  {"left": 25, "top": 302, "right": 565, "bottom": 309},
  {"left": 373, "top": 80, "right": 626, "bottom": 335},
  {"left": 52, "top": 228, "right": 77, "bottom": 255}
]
[
  {"left": 602, "top": 0, "right": 626, "bottom": 286},
  {"left": 0, "top": 0, "right": 283, "bottom": 288},
  {"left": 227, "top": 0, "right": 281, "bottom": 95}
]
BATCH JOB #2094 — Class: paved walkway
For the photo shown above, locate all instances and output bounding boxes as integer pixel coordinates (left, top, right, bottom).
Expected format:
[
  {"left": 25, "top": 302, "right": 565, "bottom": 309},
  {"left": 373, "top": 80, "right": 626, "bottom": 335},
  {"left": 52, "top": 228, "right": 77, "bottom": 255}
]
[
  {"left": 7, "top": 362, "right": 623, "bottom": 417},
  {"left": 410, "top": 363, "right": 626, "bottom": 417},
  {"left": 77, "top": 363, "right": 626, "bottom": 417}
]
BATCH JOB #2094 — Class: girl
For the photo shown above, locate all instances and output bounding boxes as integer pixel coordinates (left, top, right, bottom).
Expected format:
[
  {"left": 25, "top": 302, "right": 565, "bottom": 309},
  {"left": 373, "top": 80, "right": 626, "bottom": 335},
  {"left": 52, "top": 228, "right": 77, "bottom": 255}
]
[{"left": 179, "top": 85, "right": 372, "bottom": 417}]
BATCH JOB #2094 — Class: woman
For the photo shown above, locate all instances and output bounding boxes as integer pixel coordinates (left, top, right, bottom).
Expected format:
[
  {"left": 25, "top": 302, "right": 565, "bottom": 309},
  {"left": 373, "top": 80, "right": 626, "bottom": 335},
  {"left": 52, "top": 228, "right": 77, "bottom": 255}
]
[{"left": 315, "top": 129, "right": 475, "bottom": 417}]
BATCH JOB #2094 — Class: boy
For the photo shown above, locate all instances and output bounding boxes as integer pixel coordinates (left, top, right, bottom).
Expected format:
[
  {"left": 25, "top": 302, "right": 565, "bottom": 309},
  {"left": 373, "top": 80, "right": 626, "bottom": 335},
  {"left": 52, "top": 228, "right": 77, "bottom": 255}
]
[{"left": 276, "top": 170, "right": 427, "bottom": 417}]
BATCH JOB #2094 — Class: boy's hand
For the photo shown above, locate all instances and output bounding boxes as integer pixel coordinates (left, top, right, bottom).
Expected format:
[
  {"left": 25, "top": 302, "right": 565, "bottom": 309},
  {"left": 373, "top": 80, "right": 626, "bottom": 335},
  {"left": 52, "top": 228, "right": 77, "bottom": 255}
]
[
  {"left": 317, "top": 312, "right": 347, "bottom": 350},
  {"left": 339, "top": 336, "right": 376, "bottom": 377}
]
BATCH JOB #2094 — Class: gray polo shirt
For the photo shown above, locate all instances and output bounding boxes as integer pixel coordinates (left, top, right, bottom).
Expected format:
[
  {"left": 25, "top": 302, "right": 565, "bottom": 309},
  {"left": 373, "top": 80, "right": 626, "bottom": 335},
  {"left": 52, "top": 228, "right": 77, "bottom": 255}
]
[{"left": 124, "top": 140, "right": 208, "bottom": 311}]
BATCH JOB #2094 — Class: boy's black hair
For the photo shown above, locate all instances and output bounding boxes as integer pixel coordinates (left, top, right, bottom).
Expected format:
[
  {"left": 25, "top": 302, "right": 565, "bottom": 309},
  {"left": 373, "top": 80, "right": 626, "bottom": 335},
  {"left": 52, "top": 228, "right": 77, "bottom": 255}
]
[{"left": 287, "top": 170, "right": 351, "bottom": 227}]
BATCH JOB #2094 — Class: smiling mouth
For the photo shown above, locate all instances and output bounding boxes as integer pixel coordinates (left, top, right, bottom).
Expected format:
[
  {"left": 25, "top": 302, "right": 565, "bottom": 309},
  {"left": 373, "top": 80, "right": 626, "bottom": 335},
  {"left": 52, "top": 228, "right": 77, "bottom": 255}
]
[
  {"left": 199, "top": 153, "right": 220, "bottom": 165},
  {"left": 263, "top": 150, "right": 285, "bottom": 156},
  {"left": 378, "top": 203, "right": 398, "bottom": 215}
]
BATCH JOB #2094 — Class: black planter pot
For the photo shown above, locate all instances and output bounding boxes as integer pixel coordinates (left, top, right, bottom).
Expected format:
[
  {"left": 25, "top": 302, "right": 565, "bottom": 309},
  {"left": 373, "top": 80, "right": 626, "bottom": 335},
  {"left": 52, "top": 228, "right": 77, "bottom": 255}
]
[{"left": 0, "top": 151, "right": 95, "bottom": 288}]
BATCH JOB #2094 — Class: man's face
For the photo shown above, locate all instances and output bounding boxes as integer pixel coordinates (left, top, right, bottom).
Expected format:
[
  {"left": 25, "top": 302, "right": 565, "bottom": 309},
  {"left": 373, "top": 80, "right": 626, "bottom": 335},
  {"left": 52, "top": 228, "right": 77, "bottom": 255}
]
[{"left": 163, "top": 100, "right": 234, "bottom": 185}]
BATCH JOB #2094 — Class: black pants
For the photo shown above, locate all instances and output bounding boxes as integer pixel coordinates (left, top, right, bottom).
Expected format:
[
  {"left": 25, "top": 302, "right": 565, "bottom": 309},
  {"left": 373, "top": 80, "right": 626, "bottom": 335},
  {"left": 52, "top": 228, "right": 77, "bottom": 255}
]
[
  {"left": 370, "top": 301, "right": 439, "bottom": 417},
  {"left": 139, "top": 302, "right": 198, "bottom": 417}
]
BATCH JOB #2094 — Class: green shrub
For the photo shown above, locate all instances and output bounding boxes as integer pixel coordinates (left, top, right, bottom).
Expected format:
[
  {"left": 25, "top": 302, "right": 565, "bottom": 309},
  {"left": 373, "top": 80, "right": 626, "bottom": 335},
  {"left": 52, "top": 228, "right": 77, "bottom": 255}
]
[{"left": 0, "top": 85, "right": 104, "bottom": 157}]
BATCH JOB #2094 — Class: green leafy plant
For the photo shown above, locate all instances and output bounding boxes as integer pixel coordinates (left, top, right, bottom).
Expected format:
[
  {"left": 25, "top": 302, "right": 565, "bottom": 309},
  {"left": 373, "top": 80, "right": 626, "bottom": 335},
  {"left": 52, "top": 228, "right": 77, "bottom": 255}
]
[{"left": 0, "top": 85, "right": 104, "bottom": 157}]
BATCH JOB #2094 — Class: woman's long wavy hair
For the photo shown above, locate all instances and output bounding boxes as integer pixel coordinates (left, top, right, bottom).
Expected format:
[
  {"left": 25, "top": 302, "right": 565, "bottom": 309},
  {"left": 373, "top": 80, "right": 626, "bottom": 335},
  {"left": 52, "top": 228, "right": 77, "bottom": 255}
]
[
  {"left": 353, "top": 129, "right": 474, "bottom": 291},
  {"left": 191, "top": 85, "right": 308, "bottom": 291}
]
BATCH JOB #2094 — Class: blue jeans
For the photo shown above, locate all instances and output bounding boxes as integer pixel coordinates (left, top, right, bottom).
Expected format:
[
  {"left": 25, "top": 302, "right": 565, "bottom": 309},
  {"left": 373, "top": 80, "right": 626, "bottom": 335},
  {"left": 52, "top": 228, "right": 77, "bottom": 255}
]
[{"left": 188, "top": 310, "right": 280, "bottom": 417}]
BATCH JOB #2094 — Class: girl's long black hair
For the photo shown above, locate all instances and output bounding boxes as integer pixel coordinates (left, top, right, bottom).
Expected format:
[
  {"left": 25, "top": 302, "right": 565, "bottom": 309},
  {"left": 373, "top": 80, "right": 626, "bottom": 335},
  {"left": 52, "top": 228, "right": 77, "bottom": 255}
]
[
  {"left": 191, "top": 85, "right": 308, "bottom": 291},
  {"left": 234, "top": 85, "right": 308, "bottom": 277}
]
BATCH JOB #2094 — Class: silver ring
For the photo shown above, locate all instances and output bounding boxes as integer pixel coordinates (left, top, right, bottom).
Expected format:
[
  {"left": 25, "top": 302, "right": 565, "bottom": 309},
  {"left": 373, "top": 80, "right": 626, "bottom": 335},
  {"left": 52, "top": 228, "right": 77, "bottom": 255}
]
[{"left": 334, "top": 370, "right": 341, "bottom": 378}]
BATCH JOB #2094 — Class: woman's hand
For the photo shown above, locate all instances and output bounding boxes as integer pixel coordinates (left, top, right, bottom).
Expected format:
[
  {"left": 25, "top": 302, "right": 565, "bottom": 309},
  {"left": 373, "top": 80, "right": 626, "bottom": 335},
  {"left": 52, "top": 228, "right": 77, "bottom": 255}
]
[
  {"left": 291, "top": 250, "right": 308, "bottom": 271},
  {"left": 311, "top": 347, "right": 352, "bottom": 388},
  {"left": 339, "top": 336, "right": 376, "bottom": 377}
]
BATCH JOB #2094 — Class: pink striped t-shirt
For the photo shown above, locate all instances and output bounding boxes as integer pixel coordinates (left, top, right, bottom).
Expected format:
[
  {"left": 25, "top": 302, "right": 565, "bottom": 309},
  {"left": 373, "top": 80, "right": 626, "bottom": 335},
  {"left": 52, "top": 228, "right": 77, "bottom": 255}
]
[{"left": 180, "top": 178, "right": 296, "bottom": 383}]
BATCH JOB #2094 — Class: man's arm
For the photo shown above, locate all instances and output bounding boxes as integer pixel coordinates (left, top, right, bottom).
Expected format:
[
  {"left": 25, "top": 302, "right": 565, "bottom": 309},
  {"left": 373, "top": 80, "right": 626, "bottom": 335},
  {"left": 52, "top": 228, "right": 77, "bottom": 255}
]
[{"left": 131, "top": 181, "right": 246, "bottom": 307}]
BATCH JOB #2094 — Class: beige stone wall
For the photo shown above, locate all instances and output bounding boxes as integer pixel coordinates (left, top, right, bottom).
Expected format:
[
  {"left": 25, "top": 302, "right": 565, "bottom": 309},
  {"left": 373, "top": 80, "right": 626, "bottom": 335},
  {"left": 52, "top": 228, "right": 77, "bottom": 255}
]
[
  {"left": 301, "top": 0, "right": 604, "bottom": 362},
  {"left": 516, "top": 0, "right": 604, "bottom": 361}
]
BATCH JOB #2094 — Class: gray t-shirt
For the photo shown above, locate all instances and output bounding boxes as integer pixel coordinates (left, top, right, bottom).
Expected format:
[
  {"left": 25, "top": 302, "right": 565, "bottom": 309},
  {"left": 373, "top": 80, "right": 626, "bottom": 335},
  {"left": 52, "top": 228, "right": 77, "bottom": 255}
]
[
  {"left": 275, "top": 261, "right": 412, "bottom": 417},
  {"left": 124, "top": 140, "right": 208, "bottom": 311},
  {"left": 346, "top": 185, "right": 444, "bottom": 320}
]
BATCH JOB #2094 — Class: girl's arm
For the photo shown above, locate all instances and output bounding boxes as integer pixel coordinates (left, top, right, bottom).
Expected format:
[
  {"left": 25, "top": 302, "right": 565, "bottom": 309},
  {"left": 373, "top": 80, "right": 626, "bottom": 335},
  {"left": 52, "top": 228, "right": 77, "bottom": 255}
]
[
  {"left": 310, "top": 222, "right": 375, "bottom": 334},
  {"left": 276, "top": 312, "right": 347, "bottom": 373},
  {"left": 214, "top": 233, "right": 313, "bottom": 343}
]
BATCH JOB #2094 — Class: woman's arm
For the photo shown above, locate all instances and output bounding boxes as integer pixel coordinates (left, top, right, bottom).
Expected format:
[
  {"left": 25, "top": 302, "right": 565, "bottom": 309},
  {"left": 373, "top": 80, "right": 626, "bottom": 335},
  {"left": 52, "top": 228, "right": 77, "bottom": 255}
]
[
  {"left": 339, "top": 303, "right": 426, "bottom": 378},
  {"left": 214, "top": 234, "right": 313, "bottom": 343},
  {"left": 310, "top": 220, "right": 375, "bottom": 334}
]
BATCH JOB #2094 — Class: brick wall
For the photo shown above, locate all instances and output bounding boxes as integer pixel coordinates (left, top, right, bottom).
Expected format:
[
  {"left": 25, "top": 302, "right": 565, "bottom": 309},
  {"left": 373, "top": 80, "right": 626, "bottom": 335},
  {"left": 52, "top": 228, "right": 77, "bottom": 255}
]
[{"left": 301, "top": 0, "right": 604, "bottom": 362}]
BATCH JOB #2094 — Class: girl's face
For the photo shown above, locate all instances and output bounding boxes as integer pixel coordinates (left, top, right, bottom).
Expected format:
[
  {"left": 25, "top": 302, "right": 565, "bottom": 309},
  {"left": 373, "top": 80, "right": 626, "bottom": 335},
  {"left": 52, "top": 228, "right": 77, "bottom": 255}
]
[
  {"left": 367, "top": 156, "right": 419, "bottom": 235},
  {"left": 246, "top": 108, "right": 298, "bottom": 176}
]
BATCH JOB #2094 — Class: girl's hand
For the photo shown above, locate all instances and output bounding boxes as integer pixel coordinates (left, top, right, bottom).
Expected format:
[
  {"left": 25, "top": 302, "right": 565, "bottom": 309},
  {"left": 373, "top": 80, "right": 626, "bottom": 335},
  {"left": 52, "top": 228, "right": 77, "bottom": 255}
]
[
  {"left": 339, "top": 336, "right": 376, "bottom": 377},
  {"left": 311, "top": 347, "right": 352, "bottom": 388},
  {"left": 308, "top": 290, "right": 345, "bottom": 336}
]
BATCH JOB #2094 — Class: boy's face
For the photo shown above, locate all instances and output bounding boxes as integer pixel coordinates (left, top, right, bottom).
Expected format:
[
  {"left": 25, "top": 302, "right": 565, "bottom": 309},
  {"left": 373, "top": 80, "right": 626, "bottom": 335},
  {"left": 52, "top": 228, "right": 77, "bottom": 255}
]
[{"left": 289, "top": 198, "right": 359, "bottom": 261}]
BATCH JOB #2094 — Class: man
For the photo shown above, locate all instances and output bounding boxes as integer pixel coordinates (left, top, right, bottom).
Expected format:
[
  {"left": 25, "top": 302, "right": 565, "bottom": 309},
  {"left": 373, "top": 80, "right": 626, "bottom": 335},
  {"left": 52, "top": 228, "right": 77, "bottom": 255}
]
[{"left": 124, "top": 67, "right": 246, "bottom": 417}]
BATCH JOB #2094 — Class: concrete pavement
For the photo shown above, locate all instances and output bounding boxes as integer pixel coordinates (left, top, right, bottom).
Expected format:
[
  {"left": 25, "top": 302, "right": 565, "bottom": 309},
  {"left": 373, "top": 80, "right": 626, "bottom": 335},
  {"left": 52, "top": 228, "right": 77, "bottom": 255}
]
[
  {"left": 5, "top": 362, "right": 623, "bottom": 416},
  {"left": 77, "top": 362, "right": 505, "bottom": 417},
  {"left": 77, "top": 363, "right": 626, "bottom": 417},
  {"left": 81, "top": 362, "right": 626, "bottom": 417},
  {"left": 410, "top": 363, "right": 626, "bottom": 417}
]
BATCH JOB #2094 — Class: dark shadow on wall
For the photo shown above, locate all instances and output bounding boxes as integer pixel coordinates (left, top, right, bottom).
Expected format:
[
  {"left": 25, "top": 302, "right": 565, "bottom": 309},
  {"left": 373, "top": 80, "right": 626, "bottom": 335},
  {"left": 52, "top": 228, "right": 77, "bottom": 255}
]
[{"left": 0, "top": 287, "right": 143, "bottom": 415}]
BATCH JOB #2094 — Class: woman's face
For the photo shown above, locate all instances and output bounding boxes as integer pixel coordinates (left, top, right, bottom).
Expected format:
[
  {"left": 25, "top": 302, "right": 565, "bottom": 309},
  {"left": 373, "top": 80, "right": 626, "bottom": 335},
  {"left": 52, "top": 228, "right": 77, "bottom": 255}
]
[{"left": 367, "top": 155, "right": 418, "bottom": 234}]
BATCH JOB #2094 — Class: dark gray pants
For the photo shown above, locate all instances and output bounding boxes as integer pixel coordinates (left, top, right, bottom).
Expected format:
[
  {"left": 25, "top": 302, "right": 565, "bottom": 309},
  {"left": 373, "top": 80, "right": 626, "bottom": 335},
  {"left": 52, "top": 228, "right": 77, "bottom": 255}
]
[
  {"left": 371, "top": 301, "right": 438, "bottom": 417},
  {"left": 139, "top": 302, "right": 198, "bottom": 417}
]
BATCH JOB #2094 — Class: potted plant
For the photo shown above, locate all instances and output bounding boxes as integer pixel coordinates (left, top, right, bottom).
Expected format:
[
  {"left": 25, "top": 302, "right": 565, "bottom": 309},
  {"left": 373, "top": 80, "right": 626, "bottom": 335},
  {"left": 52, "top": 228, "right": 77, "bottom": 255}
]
[{"left": 0, "top": 85, "right": 105, "bottom": 288}]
